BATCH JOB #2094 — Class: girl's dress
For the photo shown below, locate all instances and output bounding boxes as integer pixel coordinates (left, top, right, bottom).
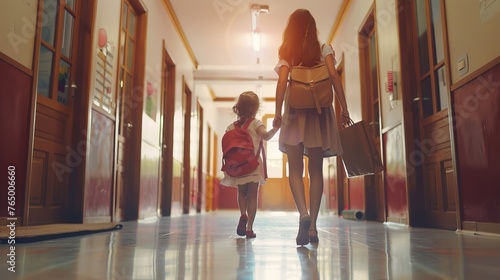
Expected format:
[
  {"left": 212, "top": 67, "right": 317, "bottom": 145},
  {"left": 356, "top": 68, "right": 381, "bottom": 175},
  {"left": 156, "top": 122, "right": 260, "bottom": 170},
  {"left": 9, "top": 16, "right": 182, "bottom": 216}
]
[
  {"left": 220, "top": 118, "right": 267, "bottom": 187},
  {"left": 274, "top": 43, "right": 343, "bottom": 158}
]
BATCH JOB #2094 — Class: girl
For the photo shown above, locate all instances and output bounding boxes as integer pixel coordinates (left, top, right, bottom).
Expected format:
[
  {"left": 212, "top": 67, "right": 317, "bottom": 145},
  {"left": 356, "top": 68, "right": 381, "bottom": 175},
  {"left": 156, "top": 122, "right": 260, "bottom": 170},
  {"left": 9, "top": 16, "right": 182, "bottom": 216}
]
[
  {"left": 220, "top": 91, "right": 280, "bottom": 238},
  {"left": 273, "top": 9, "right": 350, "bottom": 245}
]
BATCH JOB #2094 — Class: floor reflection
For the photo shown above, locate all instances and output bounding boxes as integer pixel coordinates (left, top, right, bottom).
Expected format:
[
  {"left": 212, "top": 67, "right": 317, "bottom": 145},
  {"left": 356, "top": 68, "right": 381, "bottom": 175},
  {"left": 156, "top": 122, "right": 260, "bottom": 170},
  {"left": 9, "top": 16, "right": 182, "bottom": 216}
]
[
  {"left": 2, "top": 211, "right": 500, "bottom": 279},
  {"left": 297, "top": 247, "right": 319, "bottom": 280},
  {"left": 237, "top": 238, "right": 255, "bottom": 280}
]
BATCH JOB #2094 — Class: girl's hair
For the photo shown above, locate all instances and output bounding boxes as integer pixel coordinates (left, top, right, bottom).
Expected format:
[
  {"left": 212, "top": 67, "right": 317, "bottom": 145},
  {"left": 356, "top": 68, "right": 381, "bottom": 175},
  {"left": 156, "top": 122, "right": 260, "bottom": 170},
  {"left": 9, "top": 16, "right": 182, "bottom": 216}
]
[
  {"left": 278, "top": 9, "right": 321, "bottom": 67},
  {"left": 232, "top": 91, "right": 260, "bottom": 125}
]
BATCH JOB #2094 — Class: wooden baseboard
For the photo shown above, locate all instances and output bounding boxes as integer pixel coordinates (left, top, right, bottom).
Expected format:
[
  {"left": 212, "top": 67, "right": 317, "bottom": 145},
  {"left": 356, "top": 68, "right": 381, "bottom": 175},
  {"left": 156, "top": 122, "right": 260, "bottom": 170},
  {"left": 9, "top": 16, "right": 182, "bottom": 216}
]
[
  {"left": 0, "top": 217, "right": 23, "bottom": 226},
  {"left": 386, "top": 216, "right": 408, "bottom": 225},
  {"left": 461, "top": 221, "right": 500, "bottom": 236},
  {"left": 83, "top": 216, "right": 111, "bottom": 223}
]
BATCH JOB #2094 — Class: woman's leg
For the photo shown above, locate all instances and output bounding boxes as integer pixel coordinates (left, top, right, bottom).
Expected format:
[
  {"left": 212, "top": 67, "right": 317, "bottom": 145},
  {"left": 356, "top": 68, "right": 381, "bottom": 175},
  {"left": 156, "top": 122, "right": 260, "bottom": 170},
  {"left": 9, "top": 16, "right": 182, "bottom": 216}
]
[
  {"left": 285, "top": 143, "right": 308, "bottom": 217},
  {"left": 308, "top": 147, "right": 324, "bottom": 233},
  {"left": 287, "top": 143, "right": 312, "bottom": 245},
  {"left": 245, "top": 182, "right": 259, "bottom": 231}
]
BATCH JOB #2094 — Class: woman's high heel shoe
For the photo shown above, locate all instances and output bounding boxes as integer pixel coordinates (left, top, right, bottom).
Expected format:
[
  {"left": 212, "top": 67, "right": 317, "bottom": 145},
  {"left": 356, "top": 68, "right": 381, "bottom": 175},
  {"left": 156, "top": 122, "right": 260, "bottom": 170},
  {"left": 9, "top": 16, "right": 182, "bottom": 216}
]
[
  {"left": 309, "top": 229, "right": 319, "bottom": 243},
  {"left": 296, "top": 214, "right": 311, "bottom": 245}
]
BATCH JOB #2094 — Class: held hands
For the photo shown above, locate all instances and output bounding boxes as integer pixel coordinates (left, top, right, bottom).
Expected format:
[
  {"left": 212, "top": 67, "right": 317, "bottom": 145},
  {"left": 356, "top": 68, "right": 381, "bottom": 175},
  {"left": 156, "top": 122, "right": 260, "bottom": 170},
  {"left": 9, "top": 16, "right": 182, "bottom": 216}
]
[{"left": 273, "top": 114, "right": 282, "bottom": 128}]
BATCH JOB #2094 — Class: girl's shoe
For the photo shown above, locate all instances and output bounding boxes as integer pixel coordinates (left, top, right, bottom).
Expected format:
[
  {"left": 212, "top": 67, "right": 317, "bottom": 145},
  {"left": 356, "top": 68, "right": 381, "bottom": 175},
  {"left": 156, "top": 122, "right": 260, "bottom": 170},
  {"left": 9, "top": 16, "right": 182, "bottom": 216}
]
[
  {"left": 309, "top": 229, "right": 319, "bottom": 243},
  {"left": 246, "top": 230, "right": 256, "bottom": 238},
  {"left": 237, "top": 214, "right": 248, "bottom": 236},
  {"left": 296, "top": 214, "right": 311, "bottom": 246}
]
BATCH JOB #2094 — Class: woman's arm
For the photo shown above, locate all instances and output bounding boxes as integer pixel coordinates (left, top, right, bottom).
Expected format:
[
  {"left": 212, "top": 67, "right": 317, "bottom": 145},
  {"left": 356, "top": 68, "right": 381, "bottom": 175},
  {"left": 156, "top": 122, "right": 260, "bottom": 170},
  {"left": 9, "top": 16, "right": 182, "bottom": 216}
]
[
  {"left": 325, "top": 53, "right": 350, "bottom": 124},
  {"left": 273, "top": 65, "right": 289, "bottom": 127}
]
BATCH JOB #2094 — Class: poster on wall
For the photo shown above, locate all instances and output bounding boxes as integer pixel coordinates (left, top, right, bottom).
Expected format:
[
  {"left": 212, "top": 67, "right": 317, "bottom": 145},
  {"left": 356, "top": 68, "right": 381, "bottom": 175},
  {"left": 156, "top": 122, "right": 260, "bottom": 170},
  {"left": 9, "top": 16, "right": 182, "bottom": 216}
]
[{"left": 145, "top": 79, "right": 158, "bottom": 121}]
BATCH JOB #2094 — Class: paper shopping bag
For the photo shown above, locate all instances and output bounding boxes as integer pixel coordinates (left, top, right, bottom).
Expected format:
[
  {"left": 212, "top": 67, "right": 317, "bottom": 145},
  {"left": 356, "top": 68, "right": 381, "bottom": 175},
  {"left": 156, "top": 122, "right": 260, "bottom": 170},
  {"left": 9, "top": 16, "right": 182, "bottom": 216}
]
[{"left": 339, "top": 119, "right": 384, "bottom": 178}]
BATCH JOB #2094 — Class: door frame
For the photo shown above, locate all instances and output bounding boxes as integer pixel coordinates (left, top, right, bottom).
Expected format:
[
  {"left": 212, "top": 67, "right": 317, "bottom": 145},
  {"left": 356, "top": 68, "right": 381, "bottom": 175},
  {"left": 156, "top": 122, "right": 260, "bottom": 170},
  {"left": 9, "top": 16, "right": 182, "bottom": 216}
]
[
  {"left": 182, "top": 77, "right": 193, "bottom": 214},
  {"left": 357, "top": 5, "right": 386, "bottom": 222},
  {"left": 71, "top": 0, "right": 98, "bottom": 223},
  {"left": 196, "top": 101, "right": 204, "bottom": 213},
  {"left": 112, "top": 0, "right": 147, "bottom": 221},
  {"left": 159, "top": 42, "right": 176, "bottom": 217},
  {"left": 25, "top": 0, "right": 96, "bottom": 225}
]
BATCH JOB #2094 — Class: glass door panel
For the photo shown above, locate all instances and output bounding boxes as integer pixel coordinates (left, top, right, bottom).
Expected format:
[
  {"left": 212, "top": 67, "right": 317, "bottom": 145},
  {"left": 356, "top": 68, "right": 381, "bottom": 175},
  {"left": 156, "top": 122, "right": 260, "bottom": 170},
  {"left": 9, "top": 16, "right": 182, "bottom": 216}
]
[
  {"left": 41, "top": 0, "right": 58, "bottom": 46},
  {"left": 430, "top": 0, "right": 445, "bottom": 64},
  {"left": 416, "top": 0, "right": 430, "bottom": 75},
  {"left": 61, "top": 10, "right": 75, "bottom": 58},
  {"left": 436, "top": 66, "right": 448, "bottom": 111},
  {"left": 57, "top": 60, "right": 71, "bottom": 105},
  {"left": 37, "top": 46, "right": 54, "bottom": 98}
]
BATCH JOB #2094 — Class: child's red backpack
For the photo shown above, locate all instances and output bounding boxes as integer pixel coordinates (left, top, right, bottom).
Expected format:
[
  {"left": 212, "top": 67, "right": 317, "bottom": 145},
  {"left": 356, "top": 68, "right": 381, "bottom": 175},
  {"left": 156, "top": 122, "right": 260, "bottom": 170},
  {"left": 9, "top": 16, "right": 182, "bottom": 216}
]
[{"left": 221, "top": 118, "right": 267, "bottom": 178}]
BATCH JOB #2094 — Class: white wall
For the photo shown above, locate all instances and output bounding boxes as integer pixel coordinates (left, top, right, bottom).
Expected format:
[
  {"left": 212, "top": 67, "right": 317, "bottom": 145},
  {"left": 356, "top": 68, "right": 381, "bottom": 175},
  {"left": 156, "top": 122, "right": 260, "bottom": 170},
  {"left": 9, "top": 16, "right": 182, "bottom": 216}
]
[
  {"left": 445, "top": 0, "right": 500, "bottom": 84},
  {"left": 0, "top": 0, "right": 37, "bottom": 69},
  {"left": 330, "top": 0, "right": 374, "bottom": 123},
  {"left": 375, "top": 0, "right": 403, "bottom": 130},
  {"left": 331, "top": 0, "right": 404, "bottom": 130}
]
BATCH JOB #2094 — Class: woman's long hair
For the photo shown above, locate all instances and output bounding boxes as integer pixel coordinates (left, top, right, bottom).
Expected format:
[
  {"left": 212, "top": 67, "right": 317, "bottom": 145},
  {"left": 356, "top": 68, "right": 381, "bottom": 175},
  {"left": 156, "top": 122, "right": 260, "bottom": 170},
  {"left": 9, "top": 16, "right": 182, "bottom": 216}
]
[{"left": 278, "top": 9, "right": 321, "bottom": 67}]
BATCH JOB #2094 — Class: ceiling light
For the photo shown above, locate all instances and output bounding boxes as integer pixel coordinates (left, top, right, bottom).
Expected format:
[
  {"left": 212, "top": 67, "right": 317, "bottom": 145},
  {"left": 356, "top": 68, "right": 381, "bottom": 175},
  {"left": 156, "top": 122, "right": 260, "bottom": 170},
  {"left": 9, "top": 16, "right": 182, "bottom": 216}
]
[
  {"left": 252, "top": 30, "right": 261, "bottom": 52},
  {"left": 251, "top": 4, "right": 269, "bottom": 52}
]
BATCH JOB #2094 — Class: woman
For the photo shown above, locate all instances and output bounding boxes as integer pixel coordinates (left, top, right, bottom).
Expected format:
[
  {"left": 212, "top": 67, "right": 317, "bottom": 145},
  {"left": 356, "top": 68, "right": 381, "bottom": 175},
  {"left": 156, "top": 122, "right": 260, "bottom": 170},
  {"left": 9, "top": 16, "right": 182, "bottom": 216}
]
[{"left": 273, "top": 9, "right": 350, "bottom": 245}]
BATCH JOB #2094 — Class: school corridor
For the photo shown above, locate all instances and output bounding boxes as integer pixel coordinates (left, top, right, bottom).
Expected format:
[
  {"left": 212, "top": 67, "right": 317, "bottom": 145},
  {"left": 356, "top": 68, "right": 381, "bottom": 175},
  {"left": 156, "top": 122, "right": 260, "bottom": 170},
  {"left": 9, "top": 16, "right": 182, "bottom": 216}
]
[
  {"left": 1, "top": 0, "right": 500, "bottom": 279},
  {"left": 3, "top": 210, "right": 500, "bottom": 279}
]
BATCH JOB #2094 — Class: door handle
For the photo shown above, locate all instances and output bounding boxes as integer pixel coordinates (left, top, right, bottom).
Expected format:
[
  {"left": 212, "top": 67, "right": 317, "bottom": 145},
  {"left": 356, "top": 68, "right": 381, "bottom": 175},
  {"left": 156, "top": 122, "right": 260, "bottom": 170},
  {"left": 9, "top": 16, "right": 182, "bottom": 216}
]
[
  {"left": 126, "top": 122, "right": 133, "bottom": 134},
  {"left": 412, "top": 97, "right": 431, "bottom": 102},
  {"left": 70, "top": 83, "right": 78, "bottom": 98}
]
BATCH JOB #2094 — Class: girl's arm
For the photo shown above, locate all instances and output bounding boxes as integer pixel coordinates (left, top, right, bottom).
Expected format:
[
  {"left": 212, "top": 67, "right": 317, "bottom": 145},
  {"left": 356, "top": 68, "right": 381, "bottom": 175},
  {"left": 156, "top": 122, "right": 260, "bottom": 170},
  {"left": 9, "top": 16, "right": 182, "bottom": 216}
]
[{"left": 256, "top": 125, "right": 279, "bottom": 141}]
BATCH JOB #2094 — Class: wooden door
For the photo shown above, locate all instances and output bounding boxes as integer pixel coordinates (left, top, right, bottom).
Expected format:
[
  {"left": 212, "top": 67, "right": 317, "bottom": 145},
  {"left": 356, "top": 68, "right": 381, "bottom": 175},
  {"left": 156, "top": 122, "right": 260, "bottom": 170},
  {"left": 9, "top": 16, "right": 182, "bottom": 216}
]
[
  {"left": 358, "top": 9, "right": 385, "bottom": 222},
  {"left": 182, "top": 81, "right": 193, "bottom": 214},
  {"left": 410, "top": 0, "right": 456, "bottom": 229},
  {"left": 29, "top": 0, "right": 80, "bottom": 225},
  {"left": 159, "top": 45, "right": 176, "bottom": 217},
  {"left": 196, "top": 102, "right": 204, "bottom": 213},
  {"left": 115, "top": 1, "right": 139, "bottom": 221}
]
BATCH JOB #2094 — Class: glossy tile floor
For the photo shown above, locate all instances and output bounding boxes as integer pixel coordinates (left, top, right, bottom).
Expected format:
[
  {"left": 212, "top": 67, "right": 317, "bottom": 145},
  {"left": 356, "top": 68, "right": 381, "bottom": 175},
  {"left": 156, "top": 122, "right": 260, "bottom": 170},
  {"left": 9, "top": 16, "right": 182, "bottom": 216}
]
[{"left": 2, "top": 210, "right": 500, "bottom": 280}]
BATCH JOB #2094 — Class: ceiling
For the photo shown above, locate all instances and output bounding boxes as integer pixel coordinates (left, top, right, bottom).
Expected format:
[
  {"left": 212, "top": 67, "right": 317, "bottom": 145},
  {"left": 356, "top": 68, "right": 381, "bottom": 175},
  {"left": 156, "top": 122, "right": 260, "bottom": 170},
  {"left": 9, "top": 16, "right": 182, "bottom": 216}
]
[{"left": 167, "top": 0, "right": 348, "bottom": 109}]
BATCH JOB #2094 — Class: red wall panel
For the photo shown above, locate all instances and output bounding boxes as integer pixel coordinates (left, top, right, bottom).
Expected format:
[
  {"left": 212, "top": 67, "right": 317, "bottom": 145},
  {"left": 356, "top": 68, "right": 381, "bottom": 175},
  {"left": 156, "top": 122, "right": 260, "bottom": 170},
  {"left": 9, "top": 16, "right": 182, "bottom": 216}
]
[
  {"left": 454, "top": 63, "right": 500, "bottom": 223},
  {"left": 0, "top": 59, "right": 32, "bottom": 219},
  {"left": 216, "top": 182, "right": 238, "bottom": 209},
  {"left": 348, "top": 177, "right": 365, "bottom": 211}
]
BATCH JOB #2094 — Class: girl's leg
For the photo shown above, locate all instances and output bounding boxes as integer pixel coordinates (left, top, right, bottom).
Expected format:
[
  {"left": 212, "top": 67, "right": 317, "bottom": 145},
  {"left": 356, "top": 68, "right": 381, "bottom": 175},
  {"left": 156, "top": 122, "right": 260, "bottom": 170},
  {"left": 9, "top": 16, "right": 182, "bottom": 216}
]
[
  {"left": 237, "top": 184, "right": 248, "bottom": 216},
  {"left": 285, "top": 143, "right": 308, "bottom": 217},
  {"left": 307, "top": 147, "right": 324, "bottom": 236},
  {"left": 236, "top": 184, "right": 249, "bottom": 236},
  {"left": 245, "top": 182, "right": 259, "bottom": 231}
]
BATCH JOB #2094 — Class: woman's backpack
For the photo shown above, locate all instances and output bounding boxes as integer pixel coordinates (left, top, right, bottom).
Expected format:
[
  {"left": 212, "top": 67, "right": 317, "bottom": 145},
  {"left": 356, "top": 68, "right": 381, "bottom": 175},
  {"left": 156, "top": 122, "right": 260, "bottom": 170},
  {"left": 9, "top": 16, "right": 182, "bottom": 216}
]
[{"left": 221, "top": 118, "right": 266, "bottom": 178}]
